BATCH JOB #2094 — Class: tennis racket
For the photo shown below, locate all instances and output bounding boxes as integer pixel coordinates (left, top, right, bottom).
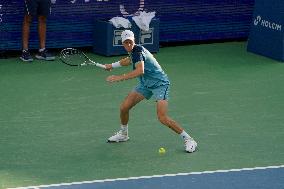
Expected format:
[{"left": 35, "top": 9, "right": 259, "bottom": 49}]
[{"left": 60, "top": 48, "right": 106, "bottom": 69}]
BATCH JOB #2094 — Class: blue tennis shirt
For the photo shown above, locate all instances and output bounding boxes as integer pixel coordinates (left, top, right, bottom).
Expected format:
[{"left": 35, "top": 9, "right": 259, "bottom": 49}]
[{"left": 129, "top": 45, "right": 170, "bottom": 88}]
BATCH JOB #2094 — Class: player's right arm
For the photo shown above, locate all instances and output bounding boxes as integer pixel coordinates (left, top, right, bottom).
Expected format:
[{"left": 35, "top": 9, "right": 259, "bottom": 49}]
[
  {"left": 105, "top": 57, "right": 131, "bottom": 71},
  {"left": 119, "top": 57, "right": 131, "bottom": 66}
]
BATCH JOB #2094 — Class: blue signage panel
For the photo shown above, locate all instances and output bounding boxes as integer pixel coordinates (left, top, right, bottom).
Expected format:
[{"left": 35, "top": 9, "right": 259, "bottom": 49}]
[
  {"left": 247, "top": 0, "right": 284, "bottom": 61},
  {"left": 93, "top": 19, "right": 159, "bottom": 56}
]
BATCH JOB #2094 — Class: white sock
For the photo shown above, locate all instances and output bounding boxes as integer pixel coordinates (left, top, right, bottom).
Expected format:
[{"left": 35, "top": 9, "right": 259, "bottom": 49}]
[
  {"left": 121, "top": 124, "right": 128, "bottom": 134},
  {"left": 180, "top": 130, "right": 191, "bottom": 140}
]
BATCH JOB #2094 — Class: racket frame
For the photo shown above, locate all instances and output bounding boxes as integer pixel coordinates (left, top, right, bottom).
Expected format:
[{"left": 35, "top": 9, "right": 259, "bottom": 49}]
[{"left": 60, "top": 48, "right": 106, "bottom": 69}]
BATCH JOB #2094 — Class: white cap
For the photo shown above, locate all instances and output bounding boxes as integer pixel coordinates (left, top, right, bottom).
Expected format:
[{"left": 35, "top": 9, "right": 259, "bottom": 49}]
[{"left": 121, "top": 30, "right": 135, "bottom": 43}]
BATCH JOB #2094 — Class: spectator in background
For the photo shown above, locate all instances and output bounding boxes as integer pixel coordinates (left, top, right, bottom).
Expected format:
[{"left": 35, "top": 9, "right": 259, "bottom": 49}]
[{"left": 20, "top": 0, "right": 55, "bottom": 62}]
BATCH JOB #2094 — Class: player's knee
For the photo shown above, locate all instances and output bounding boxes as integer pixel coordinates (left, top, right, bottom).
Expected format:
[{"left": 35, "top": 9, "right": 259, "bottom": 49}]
[{"left": 120, "top": 103, "right": 129, "bottom": 114}]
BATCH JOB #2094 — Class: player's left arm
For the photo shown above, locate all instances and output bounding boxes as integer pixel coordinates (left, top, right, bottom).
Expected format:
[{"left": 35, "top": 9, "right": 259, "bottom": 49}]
[{"left": 106, "top": 61, "right": 144, "bottom": 83}]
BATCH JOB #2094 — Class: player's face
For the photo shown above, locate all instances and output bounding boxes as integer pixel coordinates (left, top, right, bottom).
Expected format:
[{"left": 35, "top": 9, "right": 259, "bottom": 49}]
[{"left": 123, "top": 39, "right": 135, "bottom": 52}]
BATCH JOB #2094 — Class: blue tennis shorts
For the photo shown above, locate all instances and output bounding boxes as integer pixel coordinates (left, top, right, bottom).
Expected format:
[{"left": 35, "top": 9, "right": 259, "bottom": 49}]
[
  {"left": 134, "top": 84, "right": 170, "bottom": 100},
  {"left": 24, "top": 0, "right": 51, "bottom": 17}
]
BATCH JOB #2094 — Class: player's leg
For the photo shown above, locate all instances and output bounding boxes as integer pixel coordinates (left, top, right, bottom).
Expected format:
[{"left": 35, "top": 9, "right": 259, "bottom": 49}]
[
  {"left": 156, "top": 100, "right": 183, "bottom": 134},
  {"left": 156, "top": 100, "right": 197, "bottom": 153},
  {"left": 154, "top": 85, "right": 197, "bottom": 153},
  {"left": 107, "top": 91, "right": 145, "bottom": 142},
  {"left": 120, "top": 91, "right": 145, "bottom": 125}
]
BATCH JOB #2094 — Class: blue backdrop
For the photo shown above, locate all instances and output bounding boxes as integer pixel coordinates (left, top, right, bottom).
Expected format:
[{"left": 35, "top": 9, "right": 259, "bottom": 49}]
[
  {"left": 247, "top": 0, "right": 283, "bottom": 61},
  {"left": 0, "top": 0, "right": 254, "bottom": 50}
]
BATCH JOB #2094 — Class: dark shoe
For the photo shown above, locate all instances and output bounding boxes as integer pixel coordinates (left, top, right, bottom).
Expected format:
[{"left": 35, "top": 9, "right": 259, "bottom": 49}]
[
  {"left": 35, "top": 49, "right": 55, "bottom": 61},
  {"left": 20, "top": 50, "right": 33, "bottom": 62}
]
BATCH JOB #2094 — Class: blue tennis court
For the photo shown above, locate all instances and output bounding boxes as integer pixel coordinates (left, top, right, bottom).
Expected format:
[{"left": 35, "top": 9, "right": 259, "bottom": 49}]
[{"left": 10, "top": 165, "right": 284, "bottom": 189}]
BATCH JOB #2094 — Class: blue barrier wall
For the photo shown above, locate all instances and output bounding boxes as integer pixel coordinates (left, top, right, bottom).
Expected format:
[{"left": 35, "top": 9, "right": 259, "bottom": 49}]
[
  {"left": 0, "top": 0, "right": 254, "bottom": 50},
  {"left": 247, "top": 0, "right": 283, "bottom": 61}
]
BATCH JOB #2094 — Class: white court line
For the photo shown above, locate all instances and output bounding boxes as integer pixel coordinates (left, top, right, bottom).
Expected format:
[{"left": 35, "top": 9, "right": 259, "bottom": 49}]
[{"left": 8, "top": 164, "right": 284, "bottom": 189}]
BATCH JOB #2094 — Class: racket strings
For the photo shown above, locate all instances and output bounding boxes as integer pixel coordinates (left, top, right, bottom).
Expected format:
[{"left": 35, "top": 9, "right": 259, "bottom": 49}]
[{"left": 60, "top": 48, "right": 88, "bottom": 66}]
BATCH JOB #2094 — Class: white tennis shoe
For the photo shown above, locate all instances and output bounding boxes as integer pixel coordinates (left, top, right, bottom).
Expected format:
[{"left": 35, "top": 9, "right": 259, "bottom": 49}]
[
  {"left": 184, "top": 138, "right": 197, "bottom": 153},
  {"left": 107, "top": 130, "right": 129, "bottom": 142}
]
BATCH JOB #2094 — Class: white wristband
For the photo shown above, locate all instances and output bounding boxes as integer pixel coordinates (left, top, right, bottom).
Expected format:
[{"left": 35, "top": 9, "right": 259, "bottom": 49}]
[{"left": 112, "top": 61, "right": 121, "bottom": 68}]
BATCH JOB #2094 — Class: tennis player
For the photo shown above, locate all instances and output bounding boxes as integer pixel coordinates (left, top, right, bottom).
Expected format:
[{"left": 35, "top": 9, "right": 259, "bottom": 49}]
[{"left": 105, "top": 30, "right": 197, "bottom": 153}]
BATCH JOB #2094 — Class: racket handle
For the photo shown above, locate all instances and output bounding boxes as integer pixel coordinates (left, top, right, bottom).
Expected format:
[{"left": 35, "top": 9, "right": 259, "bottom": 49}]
[{"left": 96, "top": 63, "right": 106, "bottom": 69}]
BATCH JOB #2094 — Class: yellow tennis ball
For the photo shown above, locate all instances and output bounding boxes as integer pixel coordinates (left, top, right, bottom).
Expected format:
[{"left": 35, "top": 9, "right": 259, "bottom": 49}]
[{"left": 158, "top": 147, "right": 166, "bottom": 154}]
